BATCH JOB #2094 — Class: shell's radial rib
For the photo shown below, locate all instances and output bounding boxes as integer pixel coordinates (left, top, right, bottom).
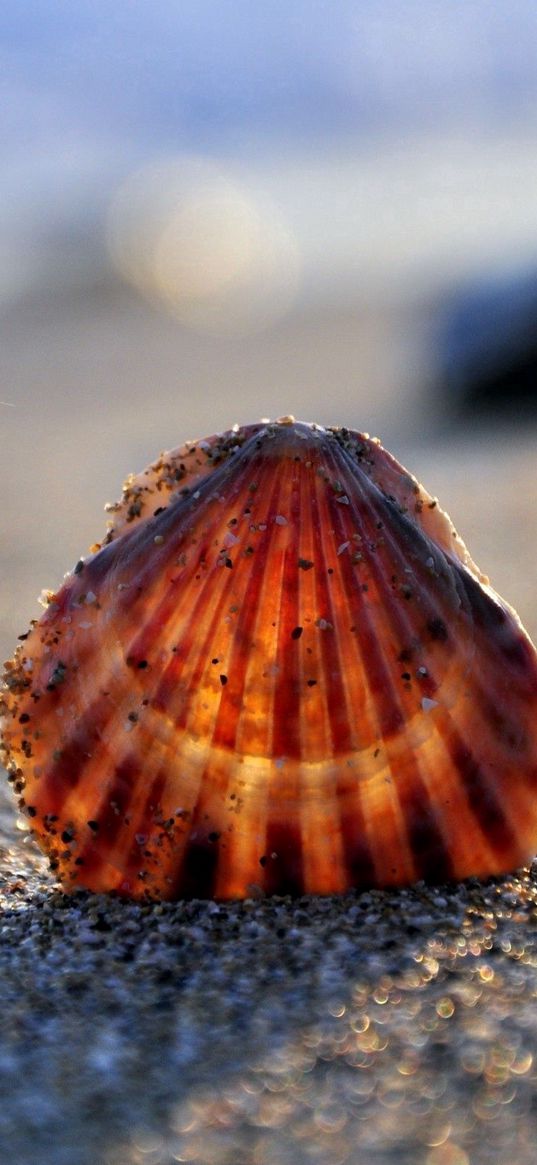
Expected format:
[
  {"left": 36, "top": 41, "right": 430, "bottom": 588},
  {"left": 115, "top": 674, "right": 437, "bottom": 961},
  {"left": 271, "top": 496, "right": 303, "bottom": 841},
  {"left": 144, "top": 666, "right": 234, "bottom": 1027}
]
[{"left": 2, "top": 418, "right": 537, "bottom": 900}]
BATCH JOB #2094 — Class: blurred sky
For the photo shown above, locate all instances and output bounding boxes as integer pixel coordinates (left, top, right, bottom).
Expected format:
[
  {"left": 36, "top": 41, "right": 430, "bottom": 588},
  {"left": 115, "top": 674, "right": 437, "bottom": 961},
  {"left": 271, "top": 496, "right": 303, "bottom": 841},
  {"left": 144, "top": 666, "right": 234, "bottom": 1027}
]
[
  {"left": 2, "top": 2, "right": 537, "bottom": 656},
  {"left": 4, "top": 1, "right": 537, "bottom": 311}
]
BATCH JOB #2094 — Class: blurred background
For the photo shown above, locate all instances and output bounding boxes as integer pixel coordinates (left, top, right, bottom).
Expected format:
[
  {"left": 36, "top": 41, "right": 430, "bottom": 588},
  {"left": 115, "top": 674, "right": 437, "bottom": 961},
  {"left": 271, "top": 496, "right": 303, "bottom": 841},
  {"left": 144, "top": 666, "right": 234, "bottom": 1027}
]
[{"left": 2, "top": 0, "right": 537, "bottom": 657}]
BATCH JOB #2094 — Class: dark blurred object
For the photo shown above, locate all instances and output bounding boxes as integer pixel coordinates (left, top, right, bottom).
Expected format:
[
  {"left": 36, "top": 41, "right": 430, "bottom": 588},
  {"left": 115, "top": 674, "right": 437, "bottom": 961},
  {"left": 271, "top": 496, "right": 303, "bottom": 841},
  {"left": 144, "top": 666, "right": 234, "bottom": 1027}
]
[{"left": 437, "top": 268, "right": 537, "bottom": 421}]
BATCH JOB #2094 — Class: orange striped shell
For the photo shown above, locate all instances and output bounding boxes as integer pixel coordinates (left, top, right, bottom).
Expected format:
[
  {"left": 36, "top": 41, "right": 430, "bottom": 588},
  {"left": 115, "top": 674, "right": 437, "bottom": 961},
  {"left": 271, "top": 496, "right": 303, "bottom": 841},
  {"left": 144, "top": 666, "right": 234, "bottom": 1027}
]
[{"left": 2, "top": 418, "right": 537, "bottom": 899}]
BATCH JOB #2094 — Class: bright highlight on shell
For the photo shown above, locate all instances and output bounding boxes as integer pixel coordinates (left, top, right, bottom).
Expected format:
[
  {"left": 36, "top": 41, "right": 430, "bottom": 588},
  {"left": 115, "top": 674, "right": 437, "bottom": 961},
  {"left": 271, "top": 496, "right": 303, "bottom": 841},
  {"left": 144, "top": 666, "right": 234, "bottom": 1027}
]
[{"left": 2, "top": 418, "right": 537, "bottom": 900}]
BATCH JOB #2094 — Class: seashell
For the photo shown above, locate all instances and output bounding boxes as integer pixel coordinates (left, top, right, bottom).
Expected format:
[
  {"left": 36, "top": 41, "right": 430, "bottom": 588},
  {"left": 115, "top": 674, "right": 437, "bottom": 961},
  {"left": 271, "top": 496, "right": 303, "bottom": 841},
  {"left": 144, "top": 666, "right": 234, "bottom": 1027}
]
[{"left": 2, "top": 417, "right": 537, "bottom": 900}]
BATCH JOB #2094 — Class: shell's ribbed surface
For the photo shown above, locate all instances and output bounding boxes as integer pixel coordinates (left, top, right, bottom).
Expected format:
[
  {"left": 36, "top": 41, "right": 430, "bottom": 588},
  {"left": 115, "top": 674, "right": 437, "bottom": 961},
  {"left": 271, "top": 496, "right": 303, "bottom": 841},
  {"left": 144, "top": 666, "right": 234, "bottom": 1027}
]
[{"left": 2, "top": 419, "right": 537, "bottom": 900}]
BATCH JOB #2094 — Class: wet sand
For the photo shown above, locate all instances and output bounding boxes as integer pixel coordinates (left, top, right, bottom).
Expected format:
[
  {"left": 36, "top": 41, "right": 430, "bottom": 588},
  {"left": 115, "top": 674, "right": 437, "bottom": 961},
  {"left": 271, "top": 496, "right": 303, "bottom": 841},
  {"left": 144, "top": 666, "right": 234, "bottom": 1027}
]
[{"left": 2, "top": 285, "right": 537, "bottom": 1163}]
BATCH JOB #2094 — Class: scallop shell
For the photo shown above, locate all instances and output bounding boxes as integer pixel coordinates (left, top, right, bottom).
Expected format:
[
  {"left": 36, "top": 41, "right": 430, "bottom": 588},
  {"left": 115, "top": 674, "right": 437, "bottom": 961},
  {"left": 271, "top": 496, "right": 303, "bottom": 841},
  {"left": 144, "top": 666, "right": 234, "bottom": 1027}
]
[{"left": 2, "top": 418, "right": 537, "bottom": 900}]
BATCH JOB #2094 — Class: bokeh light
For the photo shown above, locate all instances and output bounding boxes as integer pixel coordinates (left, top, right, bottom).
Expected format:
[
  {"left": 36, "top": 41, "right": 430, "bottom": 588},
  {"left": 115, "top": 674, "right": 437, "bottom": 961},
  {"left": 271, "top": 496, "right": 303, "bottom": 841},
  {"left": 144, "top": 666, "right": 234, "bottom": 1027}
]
[{"left": 108, "top": 157, "right": 301, "bottom": 335}]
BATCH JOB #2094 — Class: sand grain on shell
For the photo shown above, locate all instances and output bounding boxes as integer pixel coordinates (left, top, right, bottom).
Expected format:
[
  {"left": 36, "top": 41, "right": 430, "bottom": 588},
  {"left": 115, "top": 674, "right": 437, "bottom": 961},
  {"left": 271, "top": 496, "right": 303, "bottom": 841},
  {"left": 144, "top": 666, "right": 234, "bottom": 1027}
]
[{"left": 1, "top": 784, "right": 537, "bottom": 1164}]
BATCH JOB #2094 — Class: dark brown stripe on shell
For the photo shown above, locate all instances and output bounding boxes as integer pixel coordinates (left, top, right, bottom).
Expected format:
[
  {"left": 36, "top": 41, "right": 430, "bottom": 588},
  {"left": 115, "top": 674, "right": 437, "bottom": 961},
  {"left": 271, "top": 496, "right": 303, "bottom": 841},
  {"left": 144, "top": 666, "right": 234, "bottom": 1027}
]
[
  {"left": 76, "top": 766, "right": 169, "bottom": 890},
  {"left": 34, "top": 693, "right": 113, "bottom": 817},
  {"left": 211, "top": 470, "right": 283, "bottom": 754},
  {"left": 92, "top": 754, "right": 141, "bottom": 848},
  {"left": 262, "top": 821, "right": 304, "bottom": 896},
  {"left": 334, "top": 438, "right": 467, "bottom": 649},
  {"left": 455, "top": 567, "right": 537, "bottom": 677},
  {"left": 126, "top": 538, "right": 213, "bottom": 697},
  {"left": 328, "top": 455, "right": 463, "bottom": 728},
  {"left": 397, "top": 774, "right": 454, "bottom": 883},
  {"left": 271, "top": 470, "right": 303, "bottom": 759},
  {"left": 156, "top": 539, "right": 241, "bottom": 730},
  {"left": 120, "top": 768, "right": 171, "bottom": 893},
  {"left": 62, "top": 752, "right": 142, "bottom": 887},
  {"left": 339, "top": 812, "right": 376, "bottom": 887},
  {"left": 173, "top": 833, "right": 219, "bottom": 899},
  {"left": 311, "top": 472, "right": 362, "bottom": 753},
  {"left": 323, "top": 447, "right": 405, "bottom": 742},
  {"left": 445, "top": 731, "right": 517, "bottom": 855},
  {"left": 475, "top": 688, "right": 529, "bottom": 754}
]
